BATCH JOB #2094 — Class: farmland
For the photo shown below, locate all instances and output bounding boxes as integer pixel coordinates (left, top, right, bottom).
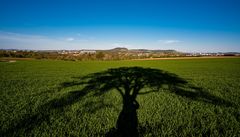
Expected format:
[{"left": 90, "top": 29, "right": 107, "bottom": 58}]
[{"left": 0, "top": 58, "right": 240, "bottom": 136}]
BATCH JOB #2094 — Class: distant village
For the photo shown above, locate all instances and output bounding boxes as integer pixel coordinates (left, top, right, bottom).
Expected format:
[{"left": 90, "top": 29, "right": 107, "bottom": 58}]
[{"left": 0, "top": 47, "right": 240, "bottom": 61}]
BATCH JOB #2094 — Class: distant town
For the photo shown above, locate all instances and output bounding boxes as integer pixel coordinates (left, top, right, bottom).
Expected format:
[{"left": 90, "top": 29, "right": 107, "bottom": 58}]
[{"left": 1, "top": 47, "right": 240, "bottom": 61}]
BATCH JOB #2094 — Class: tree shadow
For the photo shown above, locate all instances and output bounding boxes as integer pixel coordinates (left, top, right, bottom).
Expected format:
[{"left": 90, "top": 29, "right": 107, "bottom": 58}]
[
  {"left": 61, "top": 67, "right": 235, "bottom": 137},
  {"left": 1, "top": 67, "right": 236, "bottom": 137}
]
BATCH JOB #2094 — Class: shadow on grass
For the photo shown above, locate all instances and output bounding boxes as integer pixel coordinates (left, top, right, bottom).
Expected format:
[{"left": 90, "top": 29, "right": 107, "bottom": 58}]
[{"left": 1, "top": 67, "right": 236, "bottom": 137}]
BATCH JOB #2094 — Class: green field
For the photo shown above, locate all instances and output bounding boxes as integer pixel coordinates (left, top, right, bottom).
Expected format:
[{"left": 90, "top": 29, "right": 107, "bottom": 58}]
[{"left": 1, "top": 58, "right": 240, "bottom": 136}]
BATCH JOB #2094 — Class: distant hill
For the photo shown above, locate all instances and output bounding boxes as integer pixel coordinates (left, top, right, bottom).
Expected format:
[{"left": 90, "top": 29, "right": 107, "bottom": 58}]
[{"left": 109, "top": 47, "right": 128, "bottom": 52}]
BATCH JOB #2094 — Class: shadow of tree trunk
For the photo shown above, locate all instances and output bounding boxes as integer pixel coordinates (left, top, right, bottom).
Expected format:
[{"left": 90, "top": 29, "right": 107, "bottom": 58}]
[{"left": 116, "top": 97, "right": 139, "bottom": 136}]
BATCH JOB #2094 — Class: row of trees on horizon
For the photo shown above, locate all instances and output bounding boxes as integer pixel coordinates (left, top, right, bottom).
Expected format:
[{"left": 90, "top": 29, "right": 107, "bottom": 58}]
[{"left": 0, "top": 50, "right": 184, "bottom": 61}]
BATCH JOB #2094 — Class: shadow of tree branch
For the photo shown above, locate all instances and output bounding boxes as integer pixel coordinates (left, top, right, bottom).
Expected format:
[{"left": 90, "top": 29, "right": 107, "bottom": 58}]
[{"left": 170, "top": 85, "right": 235, "bottom": 108}]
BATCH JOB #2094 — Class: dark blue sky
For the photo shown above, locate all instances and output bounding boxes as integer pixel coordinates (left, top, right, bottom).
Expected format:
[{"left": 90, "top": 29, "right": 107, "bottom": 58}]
[{"left": 0, "top": 0, "right": 240, "bottom": 52}]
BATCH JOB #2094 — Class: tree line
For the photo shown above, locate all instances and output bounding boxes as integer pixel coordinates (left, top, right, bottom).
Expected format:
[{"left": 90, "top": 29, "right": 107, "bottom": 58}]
[{"left": 0, "top": 50, "right": 184, "bottom": 61}]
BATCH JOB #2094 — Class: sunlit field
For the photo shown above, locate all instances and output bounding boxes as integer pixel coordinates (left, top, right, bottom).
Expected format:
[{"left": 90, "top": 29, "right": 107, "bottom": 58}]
[{"left": 1, "top": 58, "right": 240, "bottom": 136}]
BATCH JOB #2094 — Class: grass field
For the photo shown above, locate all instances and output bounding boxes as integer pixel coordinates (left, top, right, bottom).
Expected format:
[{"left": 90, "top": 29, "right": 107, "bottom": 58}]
[{"left": 1, "top": 58, "right": 240, "bottom": 136}]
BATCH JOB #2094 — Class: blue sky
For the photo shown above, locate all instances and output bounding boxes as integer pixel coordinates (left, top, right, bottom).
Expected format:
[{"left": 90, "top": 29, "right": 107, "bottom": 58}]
[{"left": 0, "top": 0, "right": 240, "bottom": 52}]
